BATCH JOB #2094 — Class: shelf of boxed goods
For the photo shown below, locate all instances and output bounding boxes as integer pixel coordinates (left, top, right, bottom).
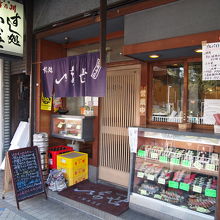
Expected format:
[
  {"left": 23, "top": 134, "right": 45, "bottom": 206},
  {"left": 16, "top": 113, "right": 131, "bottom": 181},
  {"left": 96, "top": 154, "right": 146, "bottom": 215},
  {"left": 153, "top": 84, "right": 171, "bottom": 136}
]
[
  {"left": 135, "top": 156, "right": 218, "bottom": 177},
  {"left": 132, "top": 157, "right": 217, "bottom": 220},
  {"left": 128, "top": 127, "right": 220, "bottom": 220}
]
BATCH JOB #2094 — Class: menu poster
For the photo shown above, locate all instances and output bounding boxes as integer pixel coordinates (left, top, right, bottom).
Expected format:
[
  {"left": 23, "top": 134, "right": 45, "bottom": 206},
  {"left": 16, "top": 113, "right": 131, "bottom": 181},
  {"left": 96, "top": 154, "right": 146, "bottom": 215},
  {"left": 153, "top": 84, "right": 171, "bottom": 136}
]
[
  {"left": 8, "top": 146, "right": 47, "bottom": 209},
  {"left": 203, "top": 99, "right": 220, "bottom": 125},
  {"left": 202, "top": 42, "right": 220, "bottom": 81},
  {"left": 128, "top": 127, "right": 138, "bottom": 153}
]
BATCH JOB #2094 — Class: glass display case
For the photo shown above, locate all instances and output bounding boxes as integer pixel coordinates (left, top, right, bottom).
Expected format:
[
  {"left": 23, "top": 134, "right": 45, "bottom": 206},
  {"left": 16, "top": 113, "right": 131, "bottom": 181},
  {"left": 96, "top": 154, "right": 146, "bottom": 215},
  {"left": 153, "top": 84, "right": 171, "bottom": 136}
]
[
  {"left": 129, "top": 127, "right": 220, "bottom": 220},
  {"left": 51, "top": 115, "right": 94, "bottom": 142}
]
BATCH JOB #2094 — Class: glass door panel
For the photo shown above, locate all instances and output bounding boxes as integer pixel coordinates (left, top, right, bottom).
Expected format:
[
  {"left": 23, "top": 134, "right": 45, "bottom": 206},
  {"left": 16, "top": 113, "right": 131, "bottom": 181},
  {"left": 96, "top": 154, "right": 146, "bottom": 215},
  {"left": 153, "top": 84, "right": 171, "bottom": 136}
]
[{"left": 152, "top": 63, "right": 184, "bottom": 123}]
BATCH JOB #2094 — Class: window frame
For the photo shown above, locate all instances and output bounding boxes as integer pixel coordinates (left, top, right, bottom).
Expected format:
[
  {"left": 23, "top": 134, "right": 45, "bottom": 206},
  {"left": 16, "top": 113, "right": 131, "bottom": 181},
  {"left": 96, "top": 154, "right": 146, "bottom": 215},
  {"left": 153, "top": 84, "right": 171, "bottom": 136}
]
[{"left": 147, "top": 57, "right": 213, "bottom": 129}]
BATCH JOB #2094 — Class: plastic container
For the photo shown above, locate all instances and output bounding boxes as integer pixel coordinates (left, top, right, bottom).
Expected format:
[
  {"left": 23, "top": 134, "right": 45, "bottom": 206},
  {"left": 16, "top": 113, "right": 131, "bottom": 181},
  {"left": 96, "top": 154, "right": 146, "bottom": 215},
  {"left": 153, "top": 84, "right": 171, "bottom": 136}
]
[
  {"left": 57, "top": 151, "right": 88, "bottom": 169},
  {"left": 57, "top": 151, "right": 88, "bottom": 186},
  {"left": 48, "top": 145, "right": 73, "bottom": 169}
]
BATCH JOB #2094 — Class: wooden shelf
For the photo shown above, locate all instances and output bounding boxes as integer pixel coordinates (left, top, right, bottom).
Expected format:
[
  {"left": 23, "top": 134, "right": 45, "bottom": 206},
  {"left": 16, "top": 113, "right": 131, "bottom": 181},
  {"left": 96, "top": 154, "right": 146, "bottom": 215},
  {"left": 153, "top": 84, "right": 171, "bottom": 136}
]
[{"left": 136, "top": 156, "right": 218, "bottom": 177}]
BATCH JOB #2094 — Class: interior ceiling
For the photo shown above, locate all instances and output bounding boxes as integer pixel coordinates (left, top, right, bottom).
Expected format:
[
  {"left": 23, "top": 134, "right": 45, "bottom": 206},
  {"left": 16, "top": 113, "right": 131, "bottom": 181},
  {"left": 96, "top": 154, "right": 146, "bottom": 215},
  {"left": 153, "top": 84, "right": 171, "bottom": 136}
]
[
  {"left": 44, "top": 16, "right": 202, "bottom": 61},
  {"left": 128, "top": 46, "right": 202, "bottom": 62},
  {"left": 45, "top": 16, "right": 124, "bottom": 44}
]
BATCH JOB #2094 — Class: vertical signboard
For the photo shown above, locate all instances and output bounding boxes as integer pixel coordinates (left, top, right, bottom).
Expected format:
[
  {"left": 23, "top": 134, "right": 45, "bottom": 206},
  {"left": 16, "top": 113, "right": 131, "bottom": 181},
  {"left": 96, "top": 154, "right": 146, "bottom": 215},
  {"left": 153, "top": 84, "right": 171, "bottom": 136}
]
[{"left": 0, "top": 0, "right": 24, "bottom": 56}]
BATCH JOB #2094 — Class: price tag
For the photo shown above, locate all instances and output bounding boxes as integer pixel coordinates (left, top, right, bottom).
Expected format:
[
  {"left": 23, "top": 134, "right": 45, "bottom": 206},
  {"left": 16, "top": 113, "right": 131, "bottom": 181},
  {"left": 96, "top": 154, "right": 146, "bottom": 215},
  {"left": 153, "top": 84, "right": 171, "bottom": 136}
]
[
  {"left": 76, "top": 125, "right": 81, "bottom": 129},
  {"left": 137, "top": 172, "right": 144, "bottom": 178},
  {"left": 168, "top": 181, "right": 179, "bottom": 189},
  {"left": 159, "top": 156, "right": 168, "bottom": 163},
  {"left": 154, "top": 194, "right": 162, "bottom": 200},
  {"left": 158, "top": 177, "right": 165, "bottom": 185},
  {"left": 66, "top": 124, "right": 72, "bottom": 128},
  {"left": 205, "top": 189, "right": 217, "bottom": 198},
  {"left": 182, "top": 160, "right": 191, "bottom": 167},
  {"left": 57, "top": 122, "right": 63, "bottom": 128},
  {"left": 150, "top": 152, "right": 158, "bottom": 159},
  {"left": 196, "top": 207, "right": 208, "bottom": 213},
  {"left": 170, "top": 158, "right": 180, "bottom": 165},
  {"left": 179, "top": 182, "right": 190, "bottom": 191},
  {"left": 205, "top": 164, "right": 215, "bottom": 171},
  {"left": 140, "top": 189, "right": 147, "bottom": 195},
  {"left": 194, "top": 161, "right": 202, "bottom": 170},
  {"left": 147, "top": 174, "right": 155, "bottom": 181},
  {"left": 193, "top": 185, "right": 202, "bottom": 193},
  {"left": 137, "top": 150, "right": 146, "bottom": 157}
]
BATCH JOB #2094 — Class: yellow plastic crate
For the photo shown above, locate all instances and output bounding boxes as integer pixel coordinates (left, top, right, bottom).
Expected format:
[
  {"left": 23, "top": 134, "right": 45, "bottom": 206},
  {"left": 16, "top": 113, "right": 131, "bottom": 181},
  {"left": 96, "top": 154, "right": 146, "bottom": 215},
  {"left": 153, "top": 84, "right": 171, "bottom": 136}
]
[
  {"left": 58, "top": 166, "right": 88, "bottom": 180},
  {"left": 67, "top": 173, "right": 88, "bottom": 186},
  {"left": 57, "top": 151, "right": 88, "bottom": 169}
]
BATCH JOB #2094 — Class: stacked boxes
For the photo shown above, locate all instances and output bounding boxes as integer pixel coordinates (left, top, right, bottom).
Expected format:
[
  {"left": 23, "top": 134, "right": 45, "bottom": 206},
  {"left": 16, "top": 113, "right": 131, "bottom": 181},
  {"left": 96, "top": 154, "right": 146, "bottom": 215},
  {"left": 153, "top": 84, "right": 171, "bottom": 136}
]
[{"left": 57, "top": 151, "right": 88, "bottom": 186}]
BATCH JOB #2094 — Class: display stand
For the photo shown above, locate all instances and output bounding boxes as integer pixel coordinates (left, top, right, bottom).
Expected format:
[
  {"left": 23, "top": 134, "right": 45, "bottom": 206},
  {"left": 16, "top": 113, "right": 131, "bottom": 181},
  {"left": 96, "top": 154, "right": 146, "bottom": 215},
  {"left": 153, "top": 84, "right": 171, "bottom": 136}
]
[{"left": 128, "top": 127, "right": 220, "bottom": 220}]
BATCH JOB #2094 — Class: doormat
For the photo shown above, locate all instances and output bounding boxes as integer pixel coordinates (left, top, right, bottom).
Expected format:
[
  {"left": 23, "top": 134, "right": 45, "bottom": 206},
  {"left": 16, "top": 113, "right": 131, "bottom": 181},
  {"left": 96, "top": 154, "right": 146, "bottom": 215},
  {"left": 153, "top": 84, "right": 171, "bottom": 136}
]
[{"left": 59, "top": 180, "right": 129, "bottom": 216}]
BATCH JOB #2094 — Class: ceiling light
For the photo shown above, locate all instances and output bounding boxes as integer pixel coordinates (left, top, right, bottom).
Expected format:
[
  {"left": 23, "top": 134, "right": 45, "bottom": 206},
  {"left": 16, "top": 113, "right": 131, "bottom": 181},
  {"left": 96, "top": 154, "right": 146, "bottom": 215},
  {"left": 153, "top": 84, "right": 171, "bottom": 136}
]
[
  {"left": 149, "top": 54, "right": 160, "bottom": 58},
  {"left": 194, "top": 48, "right": 202, "bottom": 53}
]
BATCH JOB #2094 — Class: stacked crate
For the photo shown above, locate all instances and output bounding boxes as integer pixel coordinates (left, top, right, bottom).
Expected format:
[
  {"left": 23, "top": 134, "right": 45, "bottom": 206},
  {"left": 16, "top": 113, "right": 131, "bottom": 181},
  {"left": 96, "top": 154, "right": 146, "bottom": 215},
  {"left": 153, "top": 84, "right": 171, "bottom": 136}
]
[
  {"left": 33, "top": 132, "right": 49, "bottom": 181},
  {"left": 57, "top": 151, "right": 88, "bottom": 186},
  {"left": 48, "top": 145, "right": 73, "bottom": 169}
]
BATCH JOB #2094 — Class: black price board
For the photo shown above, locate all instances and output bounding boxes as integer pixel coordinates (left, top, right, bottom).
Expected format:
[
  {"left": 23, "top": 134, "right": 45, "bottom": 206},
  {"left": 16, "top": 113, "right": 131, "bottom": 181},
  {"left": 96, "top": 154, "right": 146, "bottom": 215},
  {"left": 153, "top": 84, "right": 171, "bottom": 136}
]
[{"left": 8, "top": 146, "right": 47, "bottom": 209}]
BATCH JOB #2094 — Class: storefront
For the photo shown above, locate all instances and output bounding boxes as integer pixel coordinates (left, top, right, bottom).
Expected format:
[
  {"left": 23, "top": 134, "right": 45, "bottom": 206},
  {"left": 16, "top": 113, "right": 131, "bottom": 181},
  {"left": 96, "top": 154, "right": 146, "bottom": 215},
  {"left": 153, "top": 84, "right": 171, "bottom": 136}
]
[
  {"left": 33, "top": 0, "right": 220, "bottom": 219},
  {"left": 123, "top": 0, "right": 220, "bottom": 219}
]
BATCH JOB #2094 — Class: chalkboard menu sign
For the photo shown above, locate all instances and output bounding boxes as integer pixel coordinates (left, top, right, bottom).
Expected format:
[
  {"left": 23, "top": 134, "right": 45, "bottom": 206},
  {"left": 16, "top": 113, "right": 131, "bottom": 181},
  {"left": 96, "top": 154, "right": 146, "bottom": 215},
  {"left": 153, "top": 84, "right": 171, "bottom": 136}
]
[{"left": 8, "top": 146, "right": 47, "bottom": 209}]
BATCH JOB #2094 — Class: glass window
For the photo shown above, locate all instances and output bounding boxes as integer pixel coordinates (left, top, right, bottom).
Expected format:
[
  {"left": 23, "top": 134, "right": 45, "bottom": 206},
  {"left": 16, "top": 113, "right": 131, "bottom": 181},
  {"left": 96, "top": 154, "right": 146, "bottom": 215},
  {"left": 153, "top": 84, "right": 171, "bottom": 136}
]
[
  {"left": 188, "top": 62, "right": 220, "bottom": 125},
  {"left": 152, "top": 63, "right": 184, "bottom": 123}
]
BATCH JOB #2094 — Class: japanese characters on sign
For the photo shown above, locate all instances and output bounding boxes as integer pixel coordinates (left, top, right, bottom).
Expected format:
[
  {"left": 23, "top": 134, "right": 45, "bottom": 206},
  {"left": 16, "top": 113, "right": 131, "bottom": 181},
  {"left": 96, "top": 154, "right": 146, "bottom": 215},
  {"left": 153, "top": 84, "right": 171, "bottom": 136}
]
[
  {"left": 0, "top": 0, "right": 23, "bottom": 56},
  {"left": 41, "top": 52, "right": 106, "bottom": 98},
  {"left": 202, "top": 42, "right": 220, "bottom": 81}
]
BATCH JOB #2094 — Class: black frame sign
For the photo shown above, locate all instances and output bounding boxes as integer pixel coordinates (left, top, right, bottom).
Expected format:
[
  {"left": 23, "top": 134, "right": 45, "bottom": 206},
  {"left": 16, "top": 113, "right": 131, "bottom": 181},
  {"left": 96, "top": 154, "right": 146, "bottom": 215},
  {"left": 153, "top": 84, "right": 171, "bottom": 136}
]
[{"left": 8, "top": 146, "right": 47, "bottom": 209}]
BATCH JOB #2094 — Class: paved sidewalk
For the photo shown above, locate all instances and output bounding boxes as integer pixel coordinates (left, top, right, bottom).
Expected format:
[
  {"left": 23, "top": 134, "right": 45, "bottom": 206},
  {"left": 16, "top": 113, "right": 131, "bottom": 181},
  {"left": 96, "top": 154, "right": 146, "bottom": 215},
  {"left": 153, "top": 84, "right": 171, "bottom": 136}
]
[
  {"left": 0, "top": 171, "right": 156, "bottom": 220},
  {"left": 0, "top": 171, "right": 101, "bottom": 220}
]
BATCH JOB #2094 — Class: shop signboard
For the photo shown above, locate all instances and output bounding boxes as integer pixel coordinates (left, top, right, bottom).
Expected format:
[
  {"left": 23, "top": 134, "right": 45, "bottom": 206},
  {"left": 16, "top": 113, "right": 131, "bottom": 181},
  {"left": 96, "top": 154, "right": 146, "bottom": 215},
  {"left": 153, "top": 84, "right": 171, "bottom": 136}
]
[
  {"left": 202, "top": 42, "right": 220, "bottom": 81},
  {"left": 0, "top": 0, "right": 23, "bottom": 56}
]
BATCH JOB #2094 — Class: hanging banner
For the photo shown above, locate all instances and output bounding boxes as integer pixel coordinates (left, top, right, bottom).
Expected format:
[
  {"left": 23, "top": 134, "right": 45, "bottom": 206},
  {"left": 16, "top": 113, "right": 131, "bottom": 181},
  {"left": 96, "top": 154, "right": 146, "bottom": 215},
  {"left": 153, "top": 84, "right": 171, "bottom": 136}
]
[
  {"left": 40, "top": 94, "right": 52, "bottom": 111},
  {"left": 0, "top": 0, "right": 24, "bottom": 56},
  {"left": 41, "top": 52, "right": 106, "bottom": 98},
  {"left": 202, "top": 42, "right": 220, "bottom": 81}
]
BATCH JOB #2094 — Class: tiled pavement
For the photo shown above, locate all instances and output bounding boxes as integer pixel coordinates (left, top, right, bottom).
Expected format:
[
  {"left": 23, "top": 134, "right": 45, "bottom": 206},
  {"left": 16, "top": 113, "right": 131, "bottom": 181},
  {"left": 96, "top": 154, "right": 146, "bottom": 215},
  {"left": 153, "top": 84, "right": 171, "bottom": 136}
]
[{"left": 0, "top": 171, "right": 157, "bottom": 220}]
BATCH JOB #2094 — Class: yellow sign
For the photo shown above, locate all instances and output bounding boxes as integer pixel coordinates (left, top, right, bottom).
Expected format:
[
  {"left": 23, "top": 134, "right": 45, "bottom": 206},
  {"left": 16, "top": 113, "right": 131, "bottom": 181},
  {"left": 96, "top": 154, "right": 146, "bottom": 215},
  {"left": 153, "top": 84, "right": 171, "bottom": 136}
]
[{"left": 41, "top": 94, "right": 52, "bottom": 111}]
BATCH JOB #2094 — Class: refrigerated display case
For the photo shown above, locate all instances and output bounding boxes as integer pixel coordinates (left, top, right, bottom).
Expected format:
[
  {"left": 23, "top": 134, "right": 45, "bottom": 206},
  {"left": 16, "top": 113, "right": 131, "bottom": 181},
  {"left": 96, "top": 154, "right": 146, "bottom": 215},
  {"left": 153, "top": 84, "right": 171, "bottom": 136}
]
[
  {"left": 129, "top": 127, "right": 220, "bottom": 220},
  {"left": 51, "top": 115, "right": 94, "bottom": 142}
]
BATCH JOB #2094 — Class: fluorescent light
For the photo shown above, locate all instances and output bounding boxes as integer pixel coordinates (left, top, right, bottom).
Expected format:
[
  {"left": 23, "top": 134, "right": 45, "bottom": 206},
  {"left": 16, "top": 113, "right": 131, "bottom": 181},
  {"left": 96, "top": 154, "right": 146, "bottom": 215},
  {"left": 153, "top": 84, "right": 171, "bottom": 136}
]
[
  {"left": 149, "top": 54, "right": 159, "bottom": 58},
  {"left": 194, "top": 48, "right": 202, "bottom": 53}
]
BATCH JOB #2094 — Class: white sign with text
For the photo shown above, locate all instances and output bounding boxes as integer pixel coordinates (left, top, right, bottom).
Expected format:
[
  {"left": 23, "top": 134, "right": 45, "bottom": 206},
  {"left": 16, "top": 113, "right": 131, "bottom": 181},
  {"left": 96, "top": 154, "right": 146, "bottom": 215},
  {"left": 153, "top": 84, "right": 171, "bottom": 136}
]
[
  {"left": 128, "top": 127, "right": 138, "bottom": 153},
  {"left": 0, "top": 0, "right": 23, "bottom": 56},
  {"left": 202, "top": 42, "right": 220, "bottom": 81}
]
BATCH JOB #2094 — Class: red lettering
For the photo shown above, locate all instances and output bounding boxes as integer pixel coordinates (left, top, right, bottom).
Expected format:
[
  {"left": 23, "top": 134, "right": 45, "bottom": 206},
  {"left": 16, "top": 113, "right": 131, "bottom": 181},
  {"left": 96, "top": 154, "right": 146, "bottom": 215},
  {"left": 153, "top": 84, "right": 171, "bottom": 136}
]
[{"left": 9, "top": 4, "right": 16, "bottom": 13}]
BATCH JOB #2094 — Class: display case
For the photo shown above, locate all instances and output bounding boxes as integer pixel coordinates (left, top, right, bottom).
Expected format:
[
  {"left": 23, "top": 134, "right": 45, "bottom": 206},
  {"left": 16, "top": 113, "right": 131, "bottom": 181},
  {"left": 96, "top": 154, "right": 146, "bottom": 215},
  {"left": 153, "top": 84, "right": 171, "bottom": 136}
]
[
  {"left": 51, "top": 115, "right": 94, "bottom": 142},
  {"left": 129, "top": 127, "right": 220, "bottom": 220}
]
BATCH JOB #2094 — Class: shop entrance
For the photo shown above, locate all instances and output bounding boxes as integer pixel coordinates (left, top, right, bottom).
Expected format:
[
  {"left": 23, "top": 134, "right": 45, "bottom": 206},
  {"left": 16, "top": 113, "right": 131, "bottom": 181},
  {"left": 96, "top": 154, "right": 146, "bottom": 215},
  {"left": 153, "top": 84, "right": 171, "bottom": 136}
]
[{"left": 99, "top": 64, "right": 140, "bottom": 187}]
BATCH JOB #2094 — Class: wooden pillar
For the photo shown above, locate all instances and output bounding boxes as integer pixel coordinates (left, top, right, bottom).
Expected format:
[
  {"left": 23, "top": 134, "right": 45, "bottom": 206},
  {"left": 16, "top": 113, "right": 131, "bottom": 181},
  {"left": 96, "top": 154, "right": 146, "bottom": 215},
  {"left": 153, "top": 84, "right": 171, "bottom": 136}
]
[{"left": 100, "top": 0, "right": 107, "bottom": 67}]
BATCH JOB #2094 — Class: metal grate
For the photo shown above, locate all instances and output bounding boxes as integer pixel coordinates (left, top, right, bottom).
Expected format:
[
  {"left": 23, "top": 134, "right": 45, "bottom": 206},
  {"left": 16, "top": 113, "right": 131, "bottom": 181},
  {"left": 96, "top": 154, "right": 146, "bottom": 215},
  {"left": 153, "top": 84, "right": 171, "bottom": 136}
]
[
  {"left": 99, "top": 65, "right": 140, "bottom": 177},
  {"left": 3, "top": 60, "right": 11, "bottom": 156}
]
